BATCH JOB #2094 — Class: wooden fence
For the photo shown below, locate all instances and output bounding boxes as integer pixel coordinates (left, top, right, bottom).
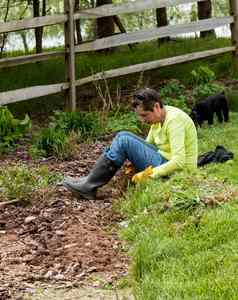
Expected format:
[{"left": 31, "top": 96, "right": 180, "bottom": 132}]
[{"left": 0, "top": 0, "right": 237, "bottom": 110}]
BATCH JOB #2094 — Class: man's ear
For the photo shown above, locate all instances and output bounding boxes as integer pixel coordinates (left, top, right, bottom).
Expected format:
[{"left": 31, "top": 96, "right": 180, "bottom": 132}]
[{"left": 154, "top": 102, "right": 161, "bottom": 111}]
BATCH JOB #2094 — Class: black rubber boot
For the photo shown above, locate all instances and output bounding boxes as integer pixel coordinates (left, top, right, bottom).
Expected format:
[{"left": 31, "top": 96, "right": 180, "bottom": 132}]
[{"left": 63, "top": 155, "right": 119, "bottom": 200}]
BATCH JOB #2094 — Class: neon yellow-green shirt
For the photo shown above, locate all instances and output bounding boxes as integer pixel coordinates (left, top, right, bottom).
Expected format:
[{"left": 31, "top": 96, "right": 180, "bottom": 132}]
[{"left": 146, "top": 105, "right": 198, "bottom": 178}]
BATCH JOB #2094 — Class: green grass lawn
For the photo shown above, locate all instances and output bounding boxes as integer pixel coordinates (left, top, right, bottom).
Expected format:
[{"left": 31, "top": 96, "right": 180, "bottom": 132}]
[{"left": 119, "top": 113, "right": 238, "bottom": 299}]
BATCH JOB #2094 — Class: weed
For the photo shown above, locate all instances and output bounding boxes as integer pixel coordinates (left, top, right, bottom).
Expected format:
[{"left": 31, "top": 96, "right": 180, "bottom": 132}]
[
  {"left": 0, "top": 165, "right": 62, "bottom": 202},
  {"left": 193, "top": 82, "right": 224, "bottom": 101},
  {"left": 49, "top": 110, "right": 103, "bottom": 139},
  {"left": 158, "top": 80, "right": 190, "bottom": 113},
  {"left": 160, "top": 79, "right": 186, "bottom": 98},
  {"left": 0, "top": 107, "right": 31, "bottom": 153},
  {"left": 162, "top": 95, "right": 190, "bottom": 114},
  {"left": 106, "top": 111, "right": 145, "bottom": 134},
  {"left": 190, "top": 65, "right": 216, "bottom": 86},
  {"left": 31, "top": 128, "right": 78, "bottom": 159}
]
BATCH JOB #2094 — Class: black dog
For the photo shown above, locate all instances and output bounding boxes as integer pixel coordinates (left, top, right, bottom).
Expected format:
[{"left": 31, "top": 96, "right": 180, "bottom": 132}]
[{"left": 190, "top": 92, "right": 229, "bottom": 126}]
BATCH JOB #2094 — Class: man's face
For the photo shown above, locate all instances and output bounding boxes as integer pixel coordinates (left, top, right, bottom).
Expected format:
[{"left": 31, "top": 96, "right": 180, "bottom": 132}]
[{"left": 135, "top": 103, "right": 162, "bottom": 124}]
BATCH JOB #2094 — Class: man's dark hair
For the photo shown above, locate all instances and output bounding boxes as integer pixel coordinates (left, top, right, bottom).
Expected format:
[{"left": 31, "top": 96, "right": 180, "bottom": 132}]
[{"left": 133, "top": 88, "right": 163, "bottom": 111}]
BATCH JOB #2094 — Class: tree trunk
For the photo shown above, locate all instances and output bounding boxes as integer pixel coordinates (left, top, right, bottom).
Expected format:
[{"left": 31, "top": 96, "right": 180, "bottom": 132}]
[
  {"left": 197, "top": 0, "right": 216, "bottom": 38},
  {"left": 74, "top": 0, "right": 82, "bottom": 44},
  {"left": 20, "top": 32, "right": 29, "bottom": 53},
  {"left": 96, "top": 0, "right": 114, "bottom": 39},
  {"left": 0, "top": 0, "right": 11, "bottom": 58},
  {"left": 156, "top": 7, "right": 170, "bottom": 44},
  {"left": 33, "top": 0, "right": 46, "bottom": 53},
  {"left": 113, "top": 15, "right": 133, "bottom": 50}
]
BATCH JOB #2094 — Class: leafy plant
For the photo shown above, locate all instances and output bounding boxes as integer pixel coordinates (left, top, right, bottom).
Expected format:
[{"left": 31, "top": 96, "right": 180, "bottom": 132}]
[
  {"left": 0, "top": 107, "right": 31, "bottom": 153},
  {"left": 158, "top": 80, "right": 190, "bottom": 113},
  {"left": 193, "top": 82, "right": 224, "bottom": 101},
  {"left": 0, "top": 165, "right": 62, "bottom": 202},
  {"left": 49, "top": 110, "right": 103, "bottom": 138},
  {"left": 160, "top": 80, "right": 186, "bottom": 98},
  {"left": 162, "top": 95, "right": 190, "bottom": 114},
  {"left": 190, "top": 66, "right": 216, "bottom": 86},
  {"left": 31, "top": 128, "right": 78, "bottom": 159},
  {"left": 106, "top": 111, "right": 144, "bottom": 133}
]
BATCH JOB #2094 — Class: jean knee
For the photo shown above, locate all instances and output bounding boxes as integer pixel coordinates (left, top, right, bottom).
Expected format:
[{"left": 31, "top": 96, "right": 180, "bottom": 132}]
[
  {"left": 116, "top": 131, "right": 131, "bottom": 139},
  {"left": 113, "top": 131, "right": 134, "bottom": 150}
]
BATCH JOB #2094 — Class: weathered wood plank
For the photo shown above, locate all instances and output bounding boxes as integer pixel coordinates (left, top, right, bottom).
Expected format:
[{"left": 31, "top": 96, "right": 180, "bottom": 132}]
[
  {"left": 0, "top": 14, "right": 67, "bottom": 34},
  {"left": 75, "top": 46, "right": 235, "bottom": 86},
  {"left": 230, "top": 0, "right": 238, "bottom": 52},
  {"left": 0, "top": 83, "right": 69, "bottom": 105},
  {"left": 0, "top": 46, "right": 234, "bottom": 105},
  {"left": 230, "top": 0, "right": 238, "bottom": 71},
  {"left": 74, "top": 0, "right": 207, "bottom": 19},
  {"left": 64, "top": 0, "right": 76, "bottom": 111},
  {"left": 0, "top": 51, "right": 65, "bottom": 68},
  {"left": 0, "top": 0, "right": 225, "bottom": 35},
  {"left": 75, "top": 16, "right": 233, "bottom": 52}
]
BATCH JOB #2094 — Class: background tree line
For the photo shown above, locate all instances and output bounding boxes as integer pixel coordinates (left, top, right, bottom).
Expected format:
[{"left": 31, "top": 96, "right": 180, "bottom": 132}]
[{"left": 0, "top": 0, "right": 230, "bottom": 56}]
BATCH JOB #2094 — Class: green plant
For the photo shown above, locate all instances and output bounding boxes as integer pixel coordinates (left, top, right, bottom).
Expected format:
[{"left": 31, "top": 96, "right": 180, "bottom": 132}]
[
  {"left": 0, "top": 165, "right": 62, "bottom": 202},
  {"left": 158, "top": 80, "right": 190, "bottom": 113},
  {"left": 0, "top": 107, "right": 31, "bottom": 153},
  {"left": 190, "top": 65, "right": 216, "bottom": 86},
  {"left": 49, "top": 110, "right": 103, "bottom": 138},
  {"left": 160, "top": 80, "right": 186, "bottom": 98},
  {"left": 106, "top": 111, "right": 144, "bottom": 133},
  {"left": 32, "top": 128, "right": 78, "bottom": 159},
  {"left": 162, "top": 95, "right": 190, "bottom": 114},
  {"left": 193, "top": 82, "right": 224, "bottom": 101}
]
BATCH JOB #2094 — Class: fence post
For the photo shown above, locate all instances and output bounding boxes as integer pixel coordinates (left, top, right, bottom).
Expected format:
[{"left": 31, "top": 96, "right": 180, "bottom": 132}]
[
  {"left": 64, "top": 0, "right": 76, "bottom": 111},
  {"left": 230, "top": 0, "right": 238, "bottom": 72}
]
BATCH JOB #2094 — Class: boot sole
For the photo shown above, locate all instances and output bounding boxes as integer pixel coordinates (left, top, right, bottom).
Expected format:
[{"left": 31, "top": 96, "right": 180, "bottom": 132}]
[{"left": 63, "top": 182, "right": 96, "bottom": 200}]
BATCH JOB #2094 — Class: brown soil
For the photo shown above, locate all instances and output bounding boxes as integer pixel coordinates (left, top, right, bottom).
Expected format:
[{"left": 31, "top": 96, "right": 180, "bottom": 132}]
[{"left": 0, "top": 136, "right": 129, "bottom": 300}]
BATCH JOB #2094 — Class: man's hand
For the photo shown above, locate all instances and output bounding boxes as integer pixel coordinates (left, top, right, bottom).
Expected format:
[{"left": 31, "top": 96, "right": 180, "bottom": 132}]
[
  {"left": 132, "top": 166, "right": 153, "bottom": 184},
  {"left": 124, "top": 161, "right": 135, "bottom": 175}
]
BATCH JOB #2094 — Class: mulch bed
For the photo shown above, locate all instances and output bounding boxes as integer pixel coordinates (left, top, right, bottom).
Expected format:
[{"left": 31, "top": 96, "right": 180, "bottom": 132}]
[{"left": 0, "top": 136, "right": 129, "bottom": 299}]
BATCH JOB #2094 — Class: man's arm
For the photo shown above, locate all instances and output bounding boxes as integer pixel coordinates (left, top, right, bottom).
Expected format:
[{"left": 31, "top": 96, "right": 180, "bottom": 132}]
[
  {"left": 151, "top": 119, "right": 186, "bottom": 178},
  {"left": 145, "top": 127, "right": 154, "bottom": 144}
]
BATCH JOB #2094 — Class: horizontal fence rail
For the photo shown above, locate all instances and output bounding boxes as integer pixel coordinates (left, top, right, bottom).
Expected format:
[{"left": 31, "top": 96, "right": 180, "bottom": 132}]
[
  {"left": 0, "top": 83, "right": 69, "bottom": 105},
  {"left": 0, "top": 0, "right": 208, "bottom": 34},
  {"left": 75, "top": 16, "right": 233, "bottom": 53},
  {"left": 0, "top": 46, "right": 234, "bottom": 105},
  {"left": 0, "top": 16, "right": 233, "bottom": 69},
  {"left": 74, "top": 0, "right": 207, "bottom": 20},
  {"left": 0, "top": 51, "right": 65, "bottom": 68},
  {"left": 0, "top": 15, "right": 67, "bottom": 34},
  {"left": 0, "top": 0, "right": 237, "bottom": 109},
  {"left": 74, "top": 47, "right": 235, "bottom": 85}
]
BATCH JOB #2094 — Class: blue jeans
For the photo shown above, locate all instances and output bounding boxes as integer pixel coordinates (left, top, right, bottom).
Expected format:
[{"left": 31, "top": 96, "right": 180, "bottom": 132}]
[{"left": 104, "top": 131, "right": 167, "bottom": 172}]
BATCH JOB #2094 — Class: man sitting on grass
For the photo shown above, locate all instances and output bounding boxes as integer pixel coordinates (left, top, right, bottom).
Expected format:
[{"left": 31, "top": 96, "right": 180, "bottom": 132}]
[{"left": 63, "top": 88, "right": 198, "bottom": 199}]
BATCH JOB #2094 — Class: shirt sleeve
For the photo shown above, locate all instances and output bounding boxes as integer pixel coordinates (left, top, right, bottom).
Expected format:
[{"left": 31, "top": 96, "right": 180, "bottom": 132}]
[
  {"left": 146, "top": 127, "right": 154, "bottom": 144},
  {"left": 151, "top": 118, "right": 186, "bottom": 178}
]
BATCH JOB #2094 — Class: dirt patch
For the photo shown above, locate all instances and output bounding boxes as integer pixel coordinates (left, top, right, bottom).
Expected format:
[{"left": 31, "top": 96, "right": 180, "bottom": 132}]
[
  {"left": 28, "top": 286, "right": 133, "bottom": 300},
  {"left": 0, "top": 137, "right": 129, "bottom": 300}
]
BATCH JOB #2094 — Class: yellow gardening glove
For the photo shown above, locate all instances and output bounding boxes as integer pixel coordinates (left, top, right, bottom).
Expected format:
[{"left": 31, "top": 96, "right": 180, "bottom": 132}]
[{"left": 132, "top": 166, "right": 153, "bottom": 184}]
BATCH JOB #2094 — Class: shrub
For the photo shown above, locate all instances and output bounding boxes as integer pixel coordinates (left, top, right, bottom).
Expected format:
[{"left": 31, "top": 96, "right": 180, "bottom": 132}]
[
  {"left": 162, "top": 95, "right": 190, "bottom": 114},
  {"left": 160, "top": 79, "right": 186, "bottom": 98},
  {"left": 49, "top": 110, "right": 103, "bottom": 138},
  {"left": 0, "top": 107, "right": 31, "bottom": 153},
  {"left": 190, "top": 65, "right": 216, "bottom": 86},
  {"left": 0, "top": 165, "right": 62, "bottom": 202},
  {"left": 193, "top": 83, "right": 224, "bottom": 101},
  {"left": 31, "top": 128, "right": 78, "bottom": 159},
  {"left": 106, "top": 111, "right": 144, "bottom": 134},
  {"left": 158, "top": 80, "right": 190, "bottom": 113}
]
